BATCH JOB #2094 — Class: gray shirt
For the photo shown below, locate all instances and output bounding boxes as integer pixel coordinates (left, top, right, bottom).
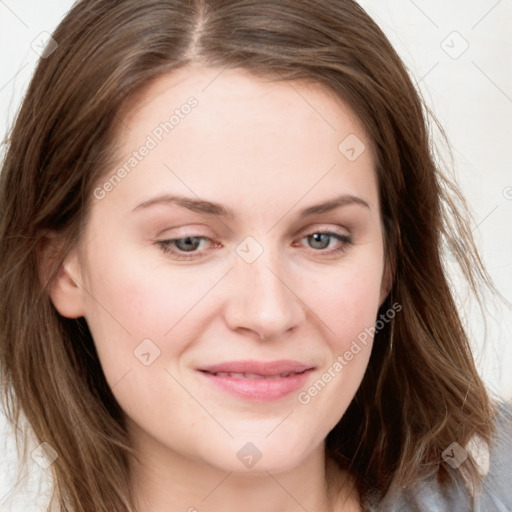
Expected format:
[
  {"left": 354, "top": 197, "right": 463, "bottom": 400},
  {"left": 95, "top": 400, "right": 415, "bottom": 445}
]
[{"left": 365, "top": 402, "right": 512, "bottom": 511}]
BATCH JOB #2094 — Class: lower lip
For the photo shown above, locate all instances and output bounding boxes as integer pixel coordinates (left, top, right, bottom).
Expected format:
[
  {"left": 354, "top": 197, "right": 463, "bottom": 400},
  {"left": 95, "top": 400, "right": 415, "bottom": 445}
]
[{"left": 197, "top": 370, "right": 313, "bottom": 400}]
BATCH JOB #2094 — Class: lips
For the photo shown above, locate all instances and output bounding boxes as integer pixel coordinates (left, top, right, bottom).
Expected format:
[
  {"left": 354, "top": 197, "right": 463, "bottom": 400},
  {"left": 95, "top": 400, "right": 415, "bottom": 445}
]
[
  {"left": 198, "top": 359, "right": 313, "bottom": 377},
  {"left": 196, "top": 360, "right": 314, "bottom": 400},
  {"left": 205, "top": 371, "right": 297, "bottom": 379}
]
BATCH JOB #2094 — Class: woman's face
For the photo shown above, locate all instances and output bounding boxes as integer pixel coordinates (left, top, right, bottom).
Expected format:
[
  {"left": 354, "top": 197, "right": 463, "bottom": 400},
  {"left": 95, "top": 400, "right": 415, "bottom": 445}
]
[{"left": 53, "top": 66, "right": 390, "bottom": 474}]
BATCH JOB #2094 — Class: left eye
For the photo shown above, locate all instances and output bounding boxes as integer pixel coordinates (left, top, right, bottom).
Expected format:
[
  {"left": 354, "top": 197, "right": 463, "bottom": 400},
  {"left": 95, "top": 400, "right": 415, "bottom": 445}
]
[
  {"left": 302, "top": 232, "right": 347, "bottom": 250},
  {"left": 167, "top": 236, "right": 206, "bottom": 252},
  {"left": 156, "top": 231, "right": 351, "bottom": 259}
]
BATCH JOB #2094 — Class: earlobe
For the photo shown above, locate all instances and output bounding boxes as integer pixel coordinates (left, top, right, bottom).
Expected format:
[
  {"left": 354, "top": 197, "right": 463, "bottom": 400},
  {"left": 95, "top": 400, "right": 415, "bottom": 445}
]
[{"left": 38, "top": 233, "right": 86, "bottom": 319}]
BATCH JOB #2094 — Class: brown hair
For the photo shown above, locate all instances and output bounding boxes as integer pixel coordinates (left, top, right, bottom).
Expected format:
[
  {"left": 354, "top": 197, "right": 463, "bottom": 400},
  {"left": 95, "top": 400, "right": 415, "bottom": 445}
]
[{"left": 0, "top": 0, "right": 499, "bottom": 510}]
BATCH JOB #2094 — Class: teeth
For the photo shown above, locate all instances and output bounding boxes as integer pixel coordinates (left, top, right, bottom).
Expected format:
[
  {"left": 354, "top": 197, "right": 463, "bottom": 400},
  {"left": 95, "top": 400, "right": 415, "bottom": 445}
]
[{"left": 211, "top": 371, "right": 296, "bottom": 378}]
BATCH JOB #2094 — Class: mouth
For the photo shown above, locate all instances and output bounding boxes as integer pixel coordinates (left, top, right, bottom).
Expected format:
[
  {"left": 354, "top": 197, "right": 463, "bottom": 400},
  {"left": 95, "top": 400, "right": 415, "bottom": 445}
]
[
  {"left": 201, "top": 370, "right": 303, "bottom": 379},
  {"left": 196, "top": 360, "right": 314, "bottom": 400}
]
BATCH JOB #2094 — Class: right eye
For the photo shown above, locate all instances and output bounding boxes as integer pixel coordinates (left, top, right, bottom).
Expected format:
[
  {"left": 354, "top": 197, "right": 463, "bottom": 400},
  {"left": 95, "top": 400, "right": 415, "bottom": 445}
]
[{"left": 155, "top": 235, "right": 221, "bottom": 260}]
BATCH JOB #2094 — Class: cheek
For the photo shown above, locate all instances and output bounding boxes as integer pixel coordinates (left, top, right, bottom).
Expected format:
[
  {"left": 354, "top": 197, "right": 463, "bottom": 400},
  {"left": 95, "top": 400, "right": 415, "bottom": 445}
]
[
  {"left": 305, "top": 258, "right": 384, "bottom": 346},
  {"left": 293, "top": 263, "right": 383, "bottom": 429},
  {"left": 79, "top": 244, "right": 227, "bottom": 380},
  {"left": 294, "top": 253, "right": 383, "bottom": 400}
]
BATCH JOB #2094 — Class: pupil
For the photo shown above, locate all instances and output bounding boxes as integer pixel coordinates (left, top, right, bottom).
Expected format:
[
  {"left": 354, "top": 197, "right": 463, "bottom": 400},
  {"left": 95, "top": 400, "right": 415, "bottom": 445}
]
[
  {"left": 310, "top": 233, "right": 329, "bottom": 249},
  {"left": 177, "top": 237, "right": 201, "bottom": 251}
]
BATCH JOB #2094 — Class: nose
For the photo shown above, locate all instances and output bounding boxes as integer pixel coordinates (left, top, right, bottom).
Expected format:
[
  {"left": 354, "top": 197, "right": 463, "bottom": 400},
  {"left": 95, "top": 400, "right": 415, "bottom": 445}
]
[{"left": 223, "top": 245, "right": 306, "bottom": 340}]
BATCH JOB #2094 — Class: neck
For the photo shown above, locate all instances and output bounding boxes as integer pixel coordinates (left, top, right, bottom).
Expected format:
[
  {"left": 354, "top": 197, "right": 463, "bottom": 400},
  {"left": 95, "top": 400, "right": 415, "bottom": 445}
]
[{"left": 129, "top": 426, "right": 359, "bottom": 512}]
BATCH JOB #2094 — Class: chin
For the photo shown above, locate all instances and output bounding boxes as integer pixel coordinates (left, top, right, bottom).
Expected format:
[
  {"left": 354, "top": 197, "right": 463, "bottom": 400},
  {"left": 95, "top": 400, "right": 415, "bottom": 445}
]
[{"left": 201, "top": 436, "right": 316, "bottom": 475}]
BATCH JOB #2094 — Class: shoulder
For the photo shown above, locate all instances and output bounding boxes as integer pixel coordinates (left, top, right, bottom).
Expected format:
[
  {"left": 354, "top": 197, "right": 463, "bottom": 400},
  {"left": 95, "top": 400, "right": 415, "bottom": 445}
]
[
  {"left": 478, "top": 401, "right": 512, "bottom": 510},
  {"left": 364, "top": 401, "right": 512, "bottom": 512}
]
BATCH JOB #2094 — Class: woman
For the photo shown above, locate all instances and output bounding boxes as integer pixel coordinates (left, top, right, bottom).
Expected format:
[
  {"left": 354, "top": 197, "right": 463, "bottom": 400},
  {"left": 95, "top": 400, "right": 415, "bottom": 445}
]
[{"left": 0, "top": 1, "right": 510, "bottom": 511}]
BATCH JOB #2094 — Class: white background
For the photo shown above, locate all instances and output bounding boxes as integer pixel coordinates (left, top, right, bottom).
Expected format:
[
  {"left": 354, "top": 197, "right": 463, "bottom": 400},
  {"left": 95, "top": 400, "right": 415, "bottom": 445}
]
[{"left": 1, "top": 0, "right": 511, "bottom": 510}]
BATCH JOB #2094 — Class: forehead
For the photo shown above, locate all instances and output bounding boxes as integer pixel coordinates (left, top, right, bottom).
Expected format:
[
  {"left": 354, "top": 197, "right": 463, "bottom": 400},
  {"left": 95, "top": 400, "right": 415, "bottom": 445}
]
[
  {"left": 123, "top": 65, "right": 369, "bottom": 146},
  {"left": 99, "top": 66, "right": 378, "bottom": 216}
]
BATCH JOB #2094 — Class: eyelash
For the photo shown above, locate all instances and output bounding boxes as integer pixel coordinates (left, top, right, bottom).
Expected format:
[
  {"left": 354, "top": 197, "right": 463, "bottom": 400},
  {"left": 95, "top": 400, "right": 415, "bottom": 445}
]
[{"left": 155, "top": 230, "right": 353, "bottom": 260}]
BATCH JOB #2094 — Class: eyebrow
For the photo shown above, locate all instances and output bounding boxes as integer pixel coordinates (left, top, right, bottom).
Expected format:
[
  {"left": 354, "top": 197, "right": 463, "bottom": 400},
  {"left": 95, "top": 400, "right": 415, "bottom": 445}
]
[{"left": 131, "top": 193, "right": 370, "bottom": 218}]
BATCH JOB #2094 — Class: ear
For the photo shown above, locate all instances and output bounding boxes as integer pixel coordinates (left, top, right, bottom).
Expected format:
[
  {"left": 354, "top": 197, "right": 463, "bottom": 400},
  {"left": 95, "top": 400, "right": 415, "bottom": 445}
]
[
  {"left": 38, "top": 233, "right": 86, "bottom": 319},
  {"left": 379, "top": 255, "right": 394, "bottom": 306}
]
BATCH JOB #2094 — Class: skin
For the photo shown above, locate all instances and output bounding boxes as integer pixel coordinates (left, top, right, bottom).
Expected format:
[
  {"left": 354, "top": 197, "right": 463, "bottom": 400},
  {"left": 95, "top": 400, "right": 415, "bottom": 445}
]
[{"left": 49, "top": 66, "right": 391, "bottom": 512}]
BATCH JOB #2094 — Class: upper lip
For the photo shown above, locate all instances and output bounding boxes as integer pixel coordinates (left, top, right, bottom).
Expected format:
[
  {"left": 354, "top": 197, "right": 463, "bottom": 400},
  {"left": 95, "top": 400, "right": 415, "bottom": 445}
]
[{"left": 197, "top": 360, "right": 314, "bottom": 376}]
